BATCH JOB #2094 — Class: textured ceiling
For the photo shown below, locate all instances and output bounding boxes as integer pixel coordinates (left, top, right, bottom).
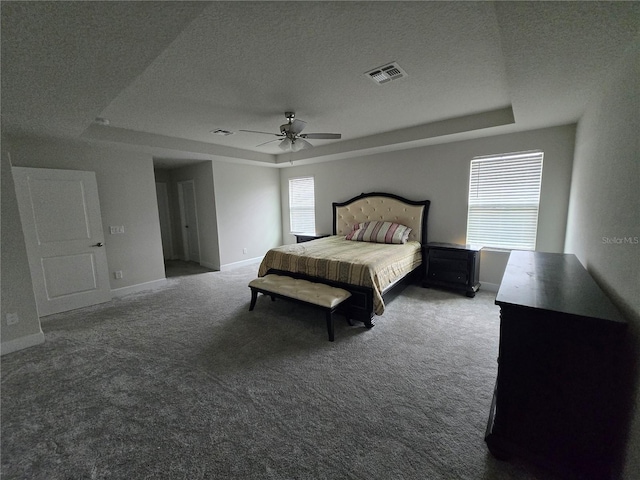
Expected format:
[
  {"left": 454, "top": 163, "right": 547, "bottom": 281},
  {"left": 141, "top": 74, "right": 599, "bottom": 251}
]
[{"left": 2, "top": 1, "right": 638, "bottom": 167}]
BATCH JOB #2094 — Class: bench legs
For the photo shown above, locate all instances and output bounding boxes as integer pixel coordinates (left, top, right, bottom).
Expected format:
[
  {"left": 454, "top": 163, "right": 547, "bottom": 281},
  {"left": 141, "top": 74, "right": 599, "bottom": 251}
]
[
  {"left": 326, "top": 311, "right": 335, "bottom": 342},
  {"left": 249, "top": 287, "right": 340, "bottom": 341},
  {"left": 249, "top": 289, "right": 258, "bottom": 311},
  {"left": 249, "top": 289, "right": 277, "bottom": 311}
]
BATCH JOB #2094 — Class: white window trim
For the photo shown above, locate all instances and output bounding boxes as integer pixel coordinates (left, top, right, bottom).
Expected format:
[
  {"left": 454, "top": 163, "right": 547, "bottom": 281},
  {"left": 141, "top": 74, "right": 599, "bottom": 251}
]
[{"left": 466, "top": 151, "right": 544, "bottom": 251}]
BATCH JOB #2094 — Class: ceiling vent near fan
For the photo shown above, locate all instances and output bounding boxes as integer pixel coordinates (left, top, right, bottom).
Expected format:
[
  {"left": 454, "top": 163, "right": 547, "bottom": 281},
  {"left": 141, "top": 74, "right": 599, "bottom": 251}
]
[
  {"left": 365, "top": 62, "right": 407, "bottom": 85},
  {"left": 211, "top": 128, "right": 234, "bottom": 136}
]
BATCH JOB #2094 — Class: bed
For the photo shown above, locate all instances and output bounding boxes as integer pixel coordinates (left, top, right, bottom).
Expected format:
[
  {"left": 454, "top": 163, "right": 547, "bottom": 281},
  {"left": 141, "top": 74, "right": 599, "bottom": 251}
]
[{"left": 257, "top": 192, "right": 430, "bottom": 327}]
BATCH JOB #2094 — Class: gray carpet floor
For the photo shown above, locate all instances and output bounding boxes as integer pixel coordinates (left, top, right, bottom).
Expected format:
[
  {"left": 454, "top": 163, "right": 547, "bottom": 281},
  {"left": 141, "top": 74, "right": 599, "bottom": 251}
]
[{"left": 1, "top": 262, "right": 564, "bottom": 480}]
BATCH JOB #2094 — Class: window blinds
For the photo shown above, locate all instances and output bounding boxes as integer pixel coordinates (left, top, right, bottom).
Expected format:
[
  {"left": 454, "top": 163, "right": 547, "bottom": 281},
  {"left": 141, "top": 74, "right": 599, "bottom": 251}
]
[
  {"left": 289, "top": 176, "right": 316, "bottom": 234},
  {"left": 466, "top": 151, "right": 544, "bottom": 250}
]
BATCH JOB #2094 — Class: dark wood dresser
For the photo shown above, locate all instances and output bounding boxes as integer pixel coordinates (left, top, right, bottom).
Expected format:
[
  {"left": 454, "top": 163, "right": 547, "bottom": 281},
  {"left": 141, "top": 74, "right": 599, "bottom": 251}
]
[
  {"left": 485, "top": 251, "right": 627, "bottom": 479},
  {"left": 422, "top": 242, "right": 481, "bottom": 297}
]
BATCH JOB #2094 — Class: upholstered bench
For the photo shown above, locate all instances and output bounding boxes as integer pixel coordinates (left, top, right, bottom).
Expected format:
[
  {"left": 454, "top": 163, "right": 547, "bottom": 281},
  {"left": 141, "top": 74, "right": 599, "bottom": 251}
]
[{"left": 248, "top": 274, "right": 352, "bottom": 341}]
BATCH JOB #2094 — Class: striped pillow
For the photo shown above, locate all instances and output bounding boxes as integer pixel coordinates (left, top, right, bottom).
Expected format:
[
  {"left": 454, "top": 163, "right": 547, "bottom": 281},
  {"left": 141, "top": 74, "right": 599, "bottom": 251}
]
[{"left": 345, "top": 221, "right": 412, "bottom": 244}]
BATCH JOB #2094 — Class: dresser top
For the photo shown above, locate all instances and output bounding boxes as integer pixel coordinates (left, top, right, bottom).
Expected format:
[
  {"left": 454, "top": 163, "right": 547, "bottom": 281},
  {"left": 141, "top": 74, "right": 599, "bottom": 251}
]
[{"left": 496, "top": 251, "right": 626, "bottom": 324}]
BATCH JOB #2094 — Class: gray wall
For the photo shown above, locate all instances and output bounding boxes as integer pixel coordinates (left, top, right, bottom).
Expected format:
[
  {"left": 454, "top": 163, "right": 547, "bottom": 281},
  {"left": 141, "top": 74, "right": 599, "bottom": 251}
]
[
  {"left": 212, "top": 160, "right": 282, "bottom": 268},
  {"left": 279, "top": 124, "right": 576, "bottom": 288},
  {"left": 1, "top": 139, "right": 44, "bottom": 354},
  {"left": 565, "top": 43, "right": 639, "bottom": 479},
  {"left": 6, "top": 136, "right": 166, "bottom": 292}
]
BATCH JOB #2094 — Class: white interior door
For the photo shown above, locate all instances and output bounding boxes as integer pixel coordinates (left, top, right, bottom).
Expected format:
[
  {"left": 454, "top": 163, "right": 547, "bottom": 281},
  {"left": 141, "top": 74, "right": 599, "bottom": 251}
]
[
  {"left": 155, "top": 182, "right": 174, "bottom": 260},
  {"left": 12, "top": 167, "right": 112, "bottom": 316},
  {"left": 178, "top": 180, "right": 200, "bottom": 263}
]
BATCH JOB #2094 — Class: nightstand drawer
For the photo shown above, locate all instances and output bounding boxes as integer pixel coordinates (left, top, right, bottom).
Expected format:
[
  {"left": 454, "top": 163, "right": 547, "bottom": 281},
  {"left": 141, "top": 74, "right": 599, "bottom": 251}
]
[
  {"left": 429, "top": 257, "right": 467, "bottom": 273},
  {"left": 428, "top": 269, "right": 468, "bottom": 285},
  {"left": 429, "top": 248, "right": 469, "bottom": 261}
]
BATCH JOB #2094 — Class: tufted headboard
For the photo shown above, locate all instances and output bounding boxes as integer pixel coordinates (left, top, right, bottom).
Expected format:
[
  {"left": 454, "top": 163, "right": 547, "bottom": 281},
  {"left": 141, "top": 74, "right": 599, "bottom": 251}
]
[{"left": 332, "top": 192, "right": 431, "bottom": 244}]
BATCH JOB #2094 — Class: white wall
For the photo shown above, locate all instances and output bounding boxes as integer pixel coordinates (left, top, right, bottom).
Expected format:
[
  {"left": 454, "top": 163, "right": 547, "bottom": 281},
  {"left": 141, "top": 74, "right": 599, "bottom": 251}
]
[
  {"left": 565, "top": 42, "right": 639, "bottom": 479},
  {"left": 279, "top": 124, "right": 576, "bottom": 287},
  {"left": 212, "top": 160, "right": 281, "bottom": 269},
  {"left": 168, "top": 162, "right": 221, "bottom": 270},
  {"left": 6, "top": 136, "right": 166, "bottom": 293},
  {"left": 1, "top": 139, "right": 44, "bottom": 354}
]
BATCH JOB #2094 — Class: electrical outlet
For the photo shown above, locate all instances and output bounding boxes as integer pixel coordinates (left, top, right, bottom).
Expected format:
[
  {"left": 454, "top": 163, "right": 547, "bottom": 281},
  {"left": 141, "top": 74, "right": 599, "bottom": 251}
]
[
  {"left": 243, "top": 248, "right": 248, "bottom": 255},
  {"left": 114, "top": 271, "right": 123, "bottom": 279},
  {"left": 6, "top": 312, "right": 19, "bottom": 325}
]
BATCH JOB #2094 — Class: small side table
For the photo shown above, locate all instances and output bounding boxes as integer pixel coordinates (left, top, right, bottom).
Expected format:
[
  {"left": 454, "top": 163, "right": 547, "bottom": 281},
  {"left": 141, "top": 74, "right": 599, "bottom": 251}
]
[
  {"left": 294, "top": 233, "right": 330, "bottom": 243},
  {"left": 422, "top": 242, "right": 481, "bottom": 297}
]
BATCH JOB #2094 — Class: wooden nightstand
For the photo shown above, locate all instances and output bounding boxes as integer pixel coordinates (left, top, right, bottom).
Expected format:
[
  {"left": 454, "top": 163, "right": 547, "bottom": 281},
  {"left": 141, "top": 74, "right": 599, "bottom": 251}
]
[
  {"left": 294, "top": 233, "right": 330, "bottom": 243},
  {"left": 422, "top": 242, "right": 481, "bottom": 297}
]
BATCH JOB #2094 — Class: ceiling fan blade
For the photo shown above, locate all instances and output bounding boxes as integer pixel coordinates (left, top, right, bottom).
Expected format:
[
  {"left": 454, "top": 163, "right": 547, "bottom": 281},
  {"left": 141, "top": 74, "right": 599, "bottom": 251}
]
[
  {"left": 239, "top": 129, "right": 280, "bottom": 136},
  {"left": 255, "top": 138, "right": 281, "bottom": 148},
  {"left": 290, "top": 119, "right": 307, "bottom": 135},
  {"left": 299, "top": 133, "right": 342, "bottom": 140}
]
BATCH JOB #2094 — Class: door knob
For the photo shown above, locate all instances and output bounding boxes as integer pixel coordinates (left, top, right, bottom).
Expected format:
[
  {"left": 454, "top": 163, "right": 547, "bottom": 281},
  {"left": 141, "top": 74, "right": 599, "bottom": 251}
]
[{"left": 93, "top": 242, "right": 104, "bottom": 247}]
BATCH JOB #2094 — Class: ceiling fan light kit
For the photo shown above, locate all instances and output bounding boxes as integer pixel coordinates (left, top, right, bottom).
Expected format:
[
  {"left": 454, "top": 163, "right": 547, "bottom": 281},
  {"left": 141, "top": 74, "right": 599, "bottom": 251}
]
[
  {"left": 239, "top": 112, "right": 341, "bottom": 152},
  {"left": 281, "top": 137, "right": 312, "bottom": 152},
  {"left": 279, "top": 137, "right": 292, "bottom": 151}
]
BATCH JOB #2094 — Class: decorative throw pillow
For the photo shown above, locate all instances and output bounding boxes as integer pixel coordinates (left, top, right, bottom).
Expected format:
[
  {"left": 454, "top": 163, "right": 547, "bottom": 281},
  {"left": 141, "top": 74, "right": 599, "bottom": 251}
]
[{"left": 345, "top": 221, "right": 412, "bottom": 244}]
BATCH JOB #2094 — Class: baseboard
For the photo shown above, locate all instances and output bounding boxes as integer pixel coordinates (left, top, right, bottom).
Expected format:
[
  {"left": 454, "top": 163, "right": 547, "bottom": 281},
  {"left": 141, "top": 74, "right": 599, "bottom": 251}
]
[
  {"left": 111, "top": 278, "right": 167, "bottom": 298},
  {"left": 199, "top": 260, "right": 220, "bottom": 271},
  {"left": 479, "top": 282, "right": 500, "bottom": 293},
  {"left": 219, "top": 256, "right": 263, "bottom": 272},
  {"left": 1, "top": 330, "right": 45, "bottom": 356}
]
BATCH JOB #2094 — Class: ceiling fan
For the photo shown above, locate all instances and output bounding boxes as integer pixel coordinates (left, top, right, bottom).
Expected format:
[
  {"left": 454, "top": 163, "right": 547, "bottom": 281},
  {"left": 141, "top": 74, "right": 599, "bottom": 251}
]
[{"left": 240, "top": 112, "right": 342, "bottom": 152}]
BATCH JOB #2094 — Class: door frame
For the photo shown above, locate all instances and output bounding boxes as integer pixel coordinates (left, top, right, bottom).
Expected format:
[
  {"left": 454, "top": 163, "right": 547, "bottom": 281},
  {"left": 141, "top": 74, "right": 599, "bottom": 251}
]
[
  {"left": 155, "top": 181, "right": 175, "bottom": 260},
  {"left": 177, "top": 179, "right": 201, "bottom": 263}
]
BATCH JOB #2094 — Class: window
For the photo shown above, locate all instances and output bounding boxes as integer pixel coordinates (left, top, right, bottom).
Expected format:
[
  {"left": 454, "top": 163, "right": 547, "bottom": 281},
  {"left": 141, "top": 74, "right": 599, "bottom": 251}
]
[
  {"left": 466, "top": 151, "right": 544, "bottom": 250},
  {"left": 289, "top": 176, "right": 315, "bottom": 233}
]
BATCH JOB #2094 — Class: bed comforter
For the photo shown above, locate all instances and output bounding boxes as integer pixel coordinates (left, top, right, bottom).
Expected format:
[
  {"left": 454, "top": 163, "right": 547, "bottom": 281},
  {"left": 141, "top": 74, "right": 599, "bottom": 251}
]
[{"left": 258, "top": 235, "right": 422, "bottom": 315}]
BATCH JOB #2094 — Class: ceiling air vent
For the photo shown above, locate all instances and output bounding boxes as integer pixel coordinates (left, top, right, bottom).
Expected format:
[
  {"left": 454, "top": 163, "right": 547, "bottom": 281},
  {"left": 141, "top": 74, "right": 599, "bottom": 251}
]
[
  {"left": 365, "top": 62, "right": 407, "bottom": 85},
  {"left": 210, "top": 129, "right": 234, "bottom": 136}
]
